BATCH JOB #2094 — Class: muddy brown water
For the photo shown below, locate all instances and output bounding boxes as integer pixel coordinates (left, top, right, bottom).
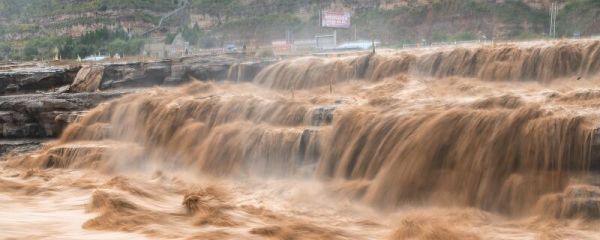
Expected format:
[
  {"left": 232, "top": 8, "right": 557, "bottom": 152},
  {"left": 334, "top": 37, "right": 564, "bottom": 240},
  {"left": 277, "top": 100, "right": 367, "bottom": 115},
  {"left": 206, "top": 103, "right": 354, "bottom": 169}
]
[{"left": 2, "top": 40, "right": 600, "bottom": 239}]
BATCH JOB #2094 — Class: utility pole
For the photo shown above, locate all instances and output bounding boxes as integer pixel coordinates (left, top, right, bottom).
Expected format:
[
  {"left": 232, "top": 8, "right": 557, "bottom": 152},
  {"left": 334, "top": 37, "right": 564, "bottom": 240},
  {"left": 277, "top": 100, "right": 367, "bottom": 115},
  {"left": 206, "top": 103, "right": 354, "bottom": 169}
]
[
  {"left": 549, "top": 1, "right": 558, "bottom": 38},
  {"left": 319, "top": 3, "right": 323, "bottom": 33},
  {"left": 333, "top": 30, "right": 337, "bottom": 47}
]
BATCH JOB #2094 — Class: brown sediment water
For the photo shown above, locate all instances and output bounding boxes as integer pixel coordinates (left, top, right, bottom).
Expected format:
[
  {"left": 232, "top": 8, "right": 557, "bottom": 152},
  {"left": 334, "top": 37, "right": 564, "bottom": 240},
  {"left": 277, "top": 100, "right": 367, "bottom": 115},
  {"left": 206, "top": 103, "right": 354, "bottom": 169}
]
[{"left": 2, "top": 40, "right": 600, "bottom": 239}]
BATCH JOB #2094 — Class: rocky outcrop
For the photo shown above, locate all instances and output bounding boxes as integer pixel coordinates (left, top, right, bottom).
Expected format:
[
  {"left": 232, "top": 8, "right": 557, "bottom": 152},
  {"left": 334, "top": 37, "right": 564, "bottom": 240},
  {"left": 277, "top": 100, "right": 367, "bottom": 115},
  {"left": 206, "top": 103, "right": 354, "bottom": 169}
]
[
  {"left": 70, "top": 56, "right": 275, "bottom": 92},
  {"left": 0, "top": 139, "right": 47, "bottom": 156},
  {"left": 0, "top": 64, "right": 80, "bottom": 94},
  {"left": 0, "top": 55, "right": 275, "bottom": 156},
  {"left": 164, "top": 55, "right": 266, "bottom": 84},
  {"left": 311, "top": 106, "right": 336, "bottom": 126},
  {"left": 99, "top": 60, "right": 172, "bottom": 89},
  {"left": 0, "top": 90, "right": 134, "bottom": 138},
  {"left": 70, "top": 65, "right": 104, "bottom": 92},
  {"left": 538, "top": 184, "right": 600, "bottom": 219},
  {"left": 591, "top": 129, "right": 600, "bottom": 171},
  {"left": 182, "top": 57, "right": 233, "bottom": 81},
  {"left": 226, "top": 61, "right": 275, "bottom": 82}
]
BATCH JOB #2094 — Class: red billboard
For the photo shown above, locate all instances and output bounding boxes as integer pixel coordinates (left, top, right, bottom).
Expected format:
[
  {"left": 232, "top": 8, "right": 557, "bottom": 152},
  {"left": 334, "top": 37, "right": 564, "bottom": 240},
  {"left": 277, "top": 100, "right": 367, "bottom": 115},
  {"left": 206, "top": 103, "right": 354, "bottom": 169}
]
[{"left": 321, "top": 10, "right": 351, "bottom": 29}]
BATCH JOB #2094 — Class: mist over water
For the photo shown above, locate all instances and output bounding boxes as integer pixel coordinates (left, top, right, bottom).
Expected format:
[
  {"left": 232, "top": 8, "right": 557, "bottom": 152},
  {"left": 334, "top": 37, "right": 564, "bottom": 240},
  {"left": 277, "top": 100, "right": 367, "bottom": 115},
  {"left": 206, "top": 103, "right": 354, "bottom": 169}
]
[{"left": 2, "top": 41, "right": 600, "bottom": 239}]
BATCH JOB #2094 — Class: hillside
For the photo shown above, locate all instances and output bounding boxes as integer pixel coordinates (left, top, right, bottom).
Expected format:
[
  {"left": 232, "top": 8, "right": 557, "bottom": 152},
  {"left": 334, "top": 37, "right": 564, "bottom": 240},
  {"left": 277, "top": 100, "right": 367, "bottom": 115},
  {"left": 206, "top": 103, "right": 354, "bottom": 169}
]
[{"left": 1, "top": 0, "right": 599, "bottom": 60}]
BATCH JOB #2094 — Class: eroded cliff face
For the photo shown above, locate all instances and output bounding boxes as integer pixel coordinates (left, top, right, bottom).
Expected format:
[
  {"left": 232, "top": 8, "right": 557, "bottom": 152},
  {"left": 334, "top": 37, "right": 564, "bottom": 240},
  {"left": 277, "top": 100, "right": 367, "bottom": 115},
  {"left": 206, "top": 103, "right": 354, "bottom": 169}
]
[
  {"left": 335, "top": 0, "right": 565, "bottom": 9},
  {"left": 0, "top": 55, "right": 275, "bottom": 143},
  {"left": 0, "top": 0, "right": 582, "bottom": 42},
  {"left": 0, "top": 90, "right": 130, "bottom": 138},
  {"left": 0, "top": 64, "right": 80, "bottom": 94}
]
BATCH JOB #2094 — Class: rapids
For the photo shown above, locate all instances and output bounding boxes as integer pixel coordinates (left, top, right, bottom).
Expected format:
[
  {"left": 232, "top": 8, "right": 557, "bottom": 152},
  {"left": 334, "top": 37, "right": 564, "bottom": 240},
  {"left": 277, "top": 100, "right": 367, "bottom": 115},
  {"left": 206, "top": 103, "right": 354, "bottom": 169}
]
[{"left": 2, "top": 40, "right": 600, "bottom": 239}]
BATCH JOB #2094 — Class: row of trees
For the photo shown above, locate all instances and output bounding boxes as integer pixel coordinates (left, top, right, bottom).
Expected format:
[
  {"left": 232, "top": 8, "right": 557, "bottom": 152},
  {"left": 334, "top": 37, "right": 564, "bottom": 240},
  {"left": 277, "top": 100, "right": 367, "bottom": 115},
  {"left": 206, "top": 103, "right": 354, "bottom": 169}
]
[
  {"left": 62, "top": 27, "right": 144, "bottom": 58},
  {"left": 165, "top": 23, "right": 219, "bottom": 49},
  {"left": 0, "top": 27, "right": 145, "bottom": 61},
  {"left": 1, "top": 23, "right": 222, "bottom": 61}
]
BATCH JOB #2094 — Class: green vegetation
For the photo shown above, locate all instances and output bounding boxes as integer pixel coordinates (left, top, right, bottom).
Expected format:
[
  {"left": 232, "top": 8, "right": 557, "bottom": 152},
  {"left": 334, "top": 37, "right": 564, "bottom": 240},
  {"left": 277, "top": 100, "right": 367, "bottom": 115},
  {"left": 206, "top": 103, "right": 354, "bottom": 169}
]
[
  {"left": 1, "top": 0, "right": 600, "bottom": 60},
  {"left": 559, "top": 0, "right": 600, "bottom": 36},
  {"left": 0, "top": 0, "right": 177, "bottom": 19},
  {"left": 164, "top": 24, "right": 215, "bottom": 48},
  {"left": 165, "top": 32, "right": 176, "bottom": 44},
  {"left": 181, "top": 24, "right": 204, "bottom": 45},
  {"left": 0, "top": 27, "right": 144, "bottom": 60},
  {"left": 191, "top": 0, "right": 240, "bottom": 25},
  {"left": 351, "top": 6, "right": 428, "bottom": 42},
  {"left": 349, "top": 0, "right": 553, "bottom": 43},
  {"left": 62, "top": 27, "right": 145, "bottom": 58},
  {"left": 190, "top": 0, "right": 306, "bottom": 24},
  {"left": 431, "top": 31, "right": 478, "bottom": 42},
  {"left": 217, "top": 13, "right": 303, "bottom": 42}
]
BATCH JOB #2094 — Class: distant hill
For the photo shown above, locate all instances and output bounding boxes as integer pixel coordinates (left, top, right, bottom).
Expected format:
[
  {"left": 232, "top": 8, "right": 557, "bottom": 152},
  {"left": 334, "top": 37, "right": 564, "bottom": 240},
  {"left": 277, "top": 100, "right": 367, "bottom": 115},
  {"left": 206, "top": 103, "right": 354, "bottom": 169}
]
[{"left": 1, "top": 0, "right": 599, "bottom": 60}]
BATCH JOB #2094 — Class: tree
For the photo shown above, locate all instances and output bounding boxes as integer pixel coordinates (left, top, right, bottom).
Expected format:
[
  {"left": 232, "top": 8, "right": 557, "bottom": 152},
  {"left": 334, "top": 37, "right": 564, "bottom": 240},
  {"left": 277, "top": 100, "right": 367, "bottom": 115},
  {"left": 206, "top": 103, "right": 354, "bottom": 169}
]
[
  {"left": 165, "top": 32, "right": 176, "bottom": 44},
  {"left": 182, "top": 23, "right": 203, "bottom": 45},
  {"left": 23, "top": 43, "right": 38, "bottom": 59},
  {"left": 193, "top": 0, "right": 239, "bottom": 25},
  {"left": 0, "top": 42, "right": 13, "bottom": 60}
]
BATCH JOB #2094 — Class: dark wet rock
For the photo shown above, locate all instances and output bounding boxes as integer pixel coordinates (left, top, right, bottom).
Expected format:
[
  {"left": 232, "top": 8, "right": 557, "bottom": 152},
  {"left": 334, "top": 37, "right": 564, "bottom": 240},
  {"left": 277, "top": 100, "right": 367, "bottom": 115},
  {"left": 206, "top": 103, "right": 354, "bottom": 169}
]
[
  {"left": 183, "top": 57, "right": 232, "bottom": 81},
  {"left": 354, "top": 53, "right": 373, "bottom": 79},
  {"left": 0, "top": 90, "right": 134, "bottom": 138},
  {"left": 0, "top": 56, "right": 276, "bottom": 140},
  {"left": 226, "top": 61, "right": 274, "bottom": 82},
  {"left": 100, "top": 60, "right": 172, "bottom": 89},
  {"left": 0, "top": 64, "right": 80, "bottom": 94},
  {"left": 299, "top": 128, "right": 321, "bottom": 164},
  {"left": 0, "top": 139, "right": 47, "bottom": 156},
  {"left": 164, "top": 60, "right": 187, "bottom": 84},
  {"left": 72, "top": 57, "right": 274, "bottom": 90},
  {"left": 539, "top": 185, "right": 600, "bottom": 219},
  {"left": 311, "top": 106, "right": 336, "bottom": 126},
  {"left": 163, "top": 56, "right": 273, "bottom": 83},
  {"left": 591, "top": 128, "right": 600, "bottom": 171}
]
